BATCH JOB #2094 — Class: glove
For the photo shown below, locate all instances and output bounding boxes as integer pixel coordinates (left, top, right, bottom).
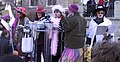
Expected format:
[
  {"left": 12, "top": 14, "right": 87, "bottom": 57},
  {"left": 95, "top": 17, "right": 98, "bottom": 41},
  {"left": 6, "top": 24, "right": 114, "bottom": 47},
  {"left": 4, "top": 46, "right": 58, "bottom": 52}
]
[{"left": 86, "top": 37, "right": 91, "bottom": 45}]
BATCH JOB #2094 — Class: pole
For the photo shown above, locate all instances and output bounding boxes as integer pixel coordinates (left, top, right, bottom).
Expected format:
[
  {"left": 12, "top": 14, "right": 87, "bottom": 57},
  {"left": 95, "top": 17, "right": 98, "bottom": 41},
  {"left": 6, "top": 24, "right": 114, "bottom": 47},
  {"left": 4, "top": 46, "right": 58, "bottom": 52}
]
[{"left": 9, "top": 25, "right": 14, "bottom": 54}]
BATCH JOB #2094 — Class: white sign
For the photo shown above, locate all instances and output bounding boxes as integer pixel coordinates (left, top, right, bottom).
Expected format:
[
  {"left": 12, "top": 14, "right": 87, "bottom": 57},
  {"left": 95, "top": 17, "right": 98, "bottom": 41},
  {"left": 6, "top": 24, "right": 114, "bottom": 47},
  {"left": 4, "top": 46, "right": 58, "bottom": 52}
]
[{"left": 114, "top": 1, "right": 120, "bottom": 17}]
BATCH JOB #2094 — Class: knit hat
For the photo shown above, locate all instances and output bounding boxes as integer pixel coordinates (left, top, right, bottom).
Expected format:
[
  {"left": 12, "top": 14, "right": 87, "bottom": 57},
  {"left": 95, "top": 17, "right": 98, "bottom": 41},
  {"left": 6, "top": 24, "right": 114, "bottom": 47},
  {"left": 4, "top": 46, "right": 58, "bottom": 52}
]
[{"left": 68, "top": 4, "right": 79, "bottom": 13}]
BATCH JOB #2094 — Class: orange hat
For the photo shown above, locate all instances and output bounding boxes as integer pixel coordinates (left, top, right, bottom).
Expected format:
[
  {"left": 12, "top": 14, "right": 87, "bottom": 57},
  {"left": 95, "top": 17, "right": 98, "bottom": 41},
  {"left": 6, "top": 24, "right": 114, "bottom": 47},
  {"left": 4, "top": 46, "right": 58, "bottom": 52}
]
[{"left": 16, "top": 7, "right": 27, "bottom": 16}]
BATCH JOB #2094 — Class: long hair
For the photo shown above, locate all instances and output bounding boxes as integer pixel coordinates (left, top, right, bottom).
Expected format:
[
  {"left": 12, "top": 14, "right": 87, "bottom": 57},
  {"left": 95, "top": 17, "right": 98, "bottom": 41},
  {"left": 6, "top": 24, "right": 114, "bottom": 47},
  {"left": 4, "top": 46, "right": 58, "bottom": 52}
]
[
  {"left": 35, "top": 12, "right": 45, "bottom": 21},
  {"left": 54, "top": 9, "right": 63, "bottom": 18}
]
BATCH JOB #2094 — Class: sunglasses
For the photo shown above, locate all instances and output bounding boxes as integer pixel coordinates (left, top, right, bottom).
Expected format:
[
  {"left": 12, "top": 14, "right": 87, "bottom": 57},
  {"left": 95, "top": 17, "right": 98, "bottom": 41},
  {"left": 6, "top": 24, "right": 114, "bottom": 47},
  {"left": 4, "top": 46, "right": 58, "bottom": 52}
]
[
  {"left": 97, "top": 12, "right": 104, "bottom": 14},
  {"left": 17, "top": 11, "right": 22, "bottom": 14}
]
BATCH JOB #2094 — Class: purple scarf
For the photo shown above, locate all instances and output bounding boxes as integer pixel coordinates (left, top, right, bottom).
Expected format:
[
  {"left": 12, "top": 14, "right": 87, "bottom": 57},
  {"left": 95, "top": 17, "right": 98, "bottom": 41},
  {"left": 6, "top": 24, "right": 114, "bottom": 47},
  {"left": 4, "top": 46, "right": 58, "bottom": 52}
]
[{"left": 13, "top": 14, "right": 19, "bottom": 33}]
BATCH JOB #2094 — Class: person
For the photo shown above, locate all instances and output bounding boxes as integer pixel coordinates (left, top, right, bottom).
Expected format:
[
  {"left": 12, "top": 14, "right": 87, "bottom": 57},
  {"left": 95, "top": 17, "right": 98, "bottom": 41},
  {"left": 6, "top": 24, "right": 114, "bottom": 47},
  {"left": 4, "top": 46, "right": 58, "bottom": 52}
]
[
  {"left": 104, "top": 0, "right": 114, "bottom": 17},
  {"left": 0, "top": 10, "right": 13, "bottom": 60},
  {"left": 86, "top": 5, "right": 112, "bottom": 47},
  {"left": 59, "top": 4, "right": 87, "bottom": 62},
  {"left": 50, "top": 5, "right": 65, "bottom": 62},
  {"left": 92, "top": 38, "right": 120, "bottom": 62},
  {"left": 14, "top": 6, "right": 31, "bottom": 62},
  {"left": 98, "top": 0, "right": 104, "bottom": 6},
  {"left": 87, "top": 0, "right": 96, "bottom": 17},
  {"left": 1, "top": 54, "right": 24, "bottom": 62},
  {"left": 0, "top": 24, "right": 9, "bottom": 60},
  {"left": 34, "top": 6, "right": 46, "bottom": 62}
]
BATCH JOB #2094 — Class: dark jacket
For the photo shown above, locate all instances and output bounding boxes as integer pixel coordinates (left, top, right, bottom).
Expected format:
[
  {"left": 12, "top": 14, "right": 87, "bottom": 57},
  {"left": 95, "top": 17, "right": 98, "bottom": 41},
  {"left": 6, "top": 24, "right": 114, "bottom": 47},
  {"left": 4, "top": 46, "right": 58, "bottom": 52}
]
[
  {"left": 0, "top": 36, "right": 9, "bottom": 60},
  {"left": 34, "top": 17, "right": 45, "bottom": 45},
  {"left": 61, "top": 12, "right": 87, "bottom": 49}
]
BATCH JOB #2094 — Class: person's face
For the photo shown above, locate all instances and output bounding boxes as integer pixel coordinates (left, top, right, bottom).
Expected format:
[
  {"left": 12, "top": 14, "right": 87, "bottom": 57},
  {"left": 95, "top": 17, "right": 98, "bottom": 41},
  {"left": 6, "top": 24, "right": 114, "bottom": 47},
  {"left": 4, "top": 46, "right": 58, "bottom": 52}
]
[
  {"left": 54, "top": 11, "right": 61, "bottom": 18},
  {"left": 18, "top": 12, "right": 23, "bottom": 17},
  {"left": 97, "top": 10, "right": 104, "bottom": 18},
  {"left": 37, "top": 12, "right": 42, "bottom": 18},
  {"left": 68, "top": 9, "right": 72, "bottom": 14},
  {"left": 0, "top": 25, "right": 3, "bottom": 30}
]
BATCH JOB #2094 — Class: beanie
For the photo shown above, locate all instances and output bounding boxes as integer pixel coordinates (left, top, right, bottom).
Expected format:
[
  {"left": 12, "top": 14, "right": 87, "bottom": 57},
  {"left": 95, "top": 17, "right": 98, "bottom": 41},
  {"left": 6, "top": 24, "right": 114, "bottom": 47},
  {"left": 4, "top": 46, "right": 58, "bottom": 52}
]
[{"left": 68, "top": 4, "right": 79, "bottom": 13}]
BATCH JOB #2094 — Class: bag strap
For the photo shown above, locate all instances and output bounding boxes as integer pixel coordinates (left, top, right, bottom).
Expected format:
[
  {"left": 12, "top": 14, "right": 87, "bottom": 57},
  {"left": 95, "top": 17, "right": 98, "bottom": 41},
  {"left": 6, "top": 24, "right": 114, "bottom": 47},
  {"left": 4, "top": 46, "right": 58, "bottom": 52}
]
[
  {"left": 24, "top": 33, "right": 31, "bottom": 38},
  {"left": 24, "top": 33, "right": 27, "bottom": 38}
]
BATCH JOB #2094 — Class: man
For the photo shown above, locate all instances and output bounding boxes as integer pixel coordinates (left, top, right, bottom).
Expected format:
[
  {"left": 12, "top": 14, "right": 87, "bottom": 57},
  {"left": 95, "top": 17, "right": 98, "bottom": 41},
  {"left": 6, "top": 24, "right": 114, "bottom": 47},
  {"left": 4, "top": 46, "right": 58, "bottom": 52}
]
[
  {"left": 59, "top": 4, "right": 87, "bottom": 62},
  {"left": 1, "top": 54, "right": 24, "bottom": 62},
  {"left": 86, "top": 5, "right": 112, "bottom": 47},
  {"left": 87, "top": 0, "right": 96, "bottom": 17},
  {"left": 0, "top": 23, "right": 9, "bottom": 60}
]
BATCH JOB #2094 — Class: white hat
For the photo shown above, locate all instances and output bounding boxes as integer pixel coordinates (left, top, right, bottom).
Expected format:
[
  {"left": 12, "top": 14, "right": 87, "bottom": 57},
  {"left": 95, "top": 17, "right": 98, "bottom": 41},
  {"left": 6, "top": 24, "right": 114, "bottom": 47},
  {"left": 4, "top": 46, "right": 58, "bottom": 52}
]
[{"left": 52, "top": 5, "right": 65, "bottom": 14}]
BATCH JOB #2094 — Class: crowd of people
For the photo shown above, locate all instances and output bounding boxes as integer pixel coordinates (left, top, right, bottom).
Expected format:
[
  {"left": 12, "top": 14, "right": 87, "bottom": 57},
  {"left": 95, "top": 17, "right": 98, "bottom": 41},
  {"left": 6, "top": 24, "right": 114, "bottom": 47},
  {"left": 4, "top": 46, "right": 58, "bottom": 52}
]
[
  {"left": 0, "top": 1, "right": 119, "bottom": 62},
  {"left": 85, "top": 0, "right": 114, "bottom": 17}
]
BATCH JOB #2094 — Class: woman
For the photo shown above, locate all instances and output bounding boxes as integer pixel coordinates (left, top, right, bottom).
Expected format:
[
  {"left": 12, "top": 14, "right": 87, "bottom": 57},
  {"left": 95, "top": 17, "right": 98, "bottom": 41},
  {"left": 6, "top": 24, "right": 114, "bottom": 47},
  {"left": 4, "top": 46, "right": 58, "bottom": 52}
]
[
  {"left": 51, "top": 5, "right": 65, "bottom": 62},
  {"left": 0, "top": 10, "right": 10, "bottom": 60},
  {"left": 34, "top": 6, "right": 46, "bottom": 62},
  {"left": 59, "top": 4, "right": 87, "bottom": 62},
  {"left": 14, "top": 6, "right": 31, "bottom": 62}
]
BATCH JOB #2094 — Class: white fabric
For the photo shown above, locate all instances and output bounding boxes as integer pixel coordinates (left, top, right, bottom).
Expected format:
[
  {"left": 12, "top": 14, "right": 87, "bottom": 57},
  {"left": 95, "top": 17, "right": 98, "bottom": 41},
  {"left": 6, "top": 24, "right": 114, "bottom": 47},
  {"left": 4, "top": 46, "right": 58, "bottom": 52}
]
[
  {"left": 87, "top": 17, "right": 112, "bottom": 48},
  {"left": 1, "top": 19, "right": 10, "bottom": 31},
  {"left": 0, "top": 31, "right": 2, "bottom": 37},
  {"left": 5, "top": 4, "right": 15, "bottom": 27},
  {"left": 51, "top": 5, "right": 65, "bottom": 16},
  {"left": 41, "top": 52, "right": 44, "bottom": 62},
  {"left": 21, "top": 34, "right": 33, "bottom": 53},
  {"left": 50, "top": 17, "right": 60, "bottom": 28},
  {"left": 81, "top": 0, "right": 89, "bottom": 4}
]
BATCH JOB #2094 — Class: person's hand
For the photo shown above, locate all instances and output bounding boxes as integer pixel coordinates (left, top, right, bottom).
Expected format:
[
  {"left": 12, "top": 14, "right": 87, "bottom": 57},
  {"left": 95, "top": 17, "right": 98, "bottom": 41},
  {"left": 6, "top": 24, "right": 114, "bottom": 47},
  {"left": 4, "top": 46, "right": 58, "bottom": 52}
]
[
  {"left": 65, "top": 11, "right": 69, "bottom": 17},
  {"left": 103, "top": 32, "right": 108, "bottom": 37},
  {"left": 0, "top": 25, "right": 3, "bottom": 29}
]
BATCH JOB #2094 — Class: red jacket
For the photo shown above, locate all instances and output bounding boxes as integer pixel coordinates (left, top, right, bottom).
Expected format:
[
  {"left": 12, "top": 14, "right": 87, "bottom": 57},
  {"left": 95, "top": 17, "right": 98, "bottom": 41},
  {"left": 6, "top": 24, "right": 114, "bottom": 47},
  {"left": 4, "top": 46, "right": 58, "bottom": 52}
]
[{"left": 99, "top": 0, "right": 104, "bottom": 6}]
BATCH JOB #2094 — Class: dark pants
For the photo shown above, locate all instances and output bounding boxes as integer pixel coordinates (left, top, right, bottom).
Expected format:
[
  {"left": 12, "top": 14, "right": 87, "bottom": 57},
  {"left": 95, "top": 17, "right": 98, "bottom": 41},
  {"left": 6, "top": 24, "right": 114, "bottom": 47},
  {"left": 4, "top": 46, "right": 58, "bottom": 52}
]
[
  {"left": 37, "top": 45, "right": 44, "bottom": 62},
  {"left": 52, "top": 32, "right": 64, "bottom": 62},
  {"left": 0, "top": 36, "right": 9, "bottom": 60}
]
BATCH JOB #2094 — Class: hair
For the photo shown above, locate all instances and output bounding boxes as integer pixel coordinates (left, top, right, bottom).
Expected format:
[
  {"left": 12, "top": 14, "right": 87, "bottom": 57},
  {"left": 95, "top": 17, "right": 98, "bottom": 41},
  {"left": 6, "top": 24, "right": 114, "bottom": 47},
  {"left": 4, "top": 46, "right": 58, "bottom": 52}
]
[
  {"left": 35, "top": 12, "right": 45, "bottom": 21},
  {"left": 1, "top": 54, "right": 24, "bottom": 62},
  {"left": 54, "top": 9, "right": 62, "bottom": 14},
  {"left": 1, "top": 31, "right": 7, "bottom": 37},
  {"left": 17, "top": 11, "right": 26, "bottom": 17},
  {"left": 54, "top": 9, "right": 63, "bottom": 18},
  {"left": 65, "top": 11, "right": 69, "bottom": 17},
  {"left": 92, "top": 40, "right": 120, "bottom": 62}
]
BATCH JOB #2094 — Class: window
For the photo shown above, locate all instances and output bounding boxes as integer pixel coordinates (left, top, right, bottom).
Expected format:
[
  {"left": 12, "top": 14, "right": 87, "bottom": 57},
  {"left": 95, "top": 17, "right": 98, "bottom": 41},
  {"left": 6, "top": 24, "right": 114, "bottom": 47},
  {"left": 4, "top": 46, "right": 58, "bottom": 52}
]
[
  {"left": 48, "top": 0, "right": 56, "bottom": 5},
  {"left": 29, "top": 0, "right": 39, "bottom": 7},
  {"left": 28, "top": 0, "right": 57, "bottom": 7},
  {"left": 30, "top": 0, "right": 38, "bottom": 6}
]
